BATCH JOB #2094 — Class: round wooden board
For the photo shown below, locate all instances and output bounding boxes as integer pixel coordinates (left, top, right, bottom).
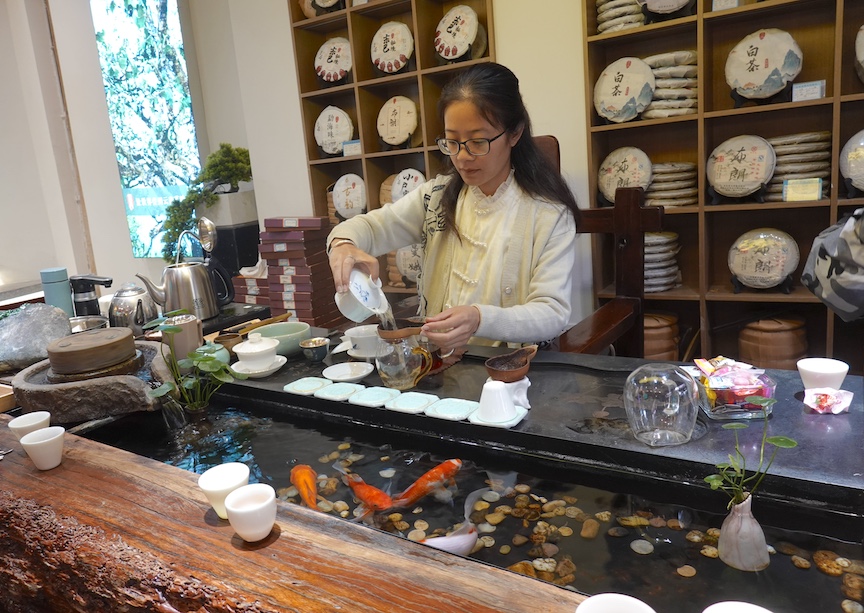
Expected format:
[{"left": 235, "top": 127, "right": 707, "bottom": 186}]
[{"left": 47, "top": 328, "right": 136, "bottom": 375}]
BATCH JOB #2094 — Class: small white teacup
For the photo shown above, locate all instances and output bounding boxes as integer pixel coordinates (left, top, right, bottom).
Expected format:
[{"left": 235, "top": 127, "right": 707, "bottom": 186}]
[
  {"left": 8, "top": 411, "right": 51, "bottom": 441},
  {"left": 224, "top": 483, "right": 277, "bottom": 543},
  {"left": 20, "top": 425, "right": 65, "bottom": 470},
  {"left": 198, "top": 462, "right": 251, "bottom": 520},
  {"left": 702, "top": 602, "right": 774, "bottom": 613},
  {"left": 343, "top": 324, "right": 380, "bottom": 358},
  {"left": 796, "top": 357, "right": 849, "bottom": 390},
  {"left": 476, "top": 380, "right": 518, "bottom": 423},
  {"left": 577, "top": 593, "right": 657, "bottom": 613}
]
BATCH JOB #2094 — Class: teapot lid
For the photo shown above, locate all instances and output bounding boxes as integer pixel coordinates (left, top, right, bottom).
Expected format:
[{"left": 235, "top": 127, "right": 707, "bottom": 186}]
[
  {"left": 114, "top": 282, "right": 147, "bottom": 297},
  {"left": 235, "top": 332, "right": 279, "bottom": 355}
]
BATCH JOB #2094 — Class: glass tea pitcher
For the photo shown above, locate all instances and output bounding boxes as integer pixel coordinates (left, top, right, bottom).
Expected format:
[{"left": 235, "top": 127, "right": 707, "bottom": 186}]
[
  {"left": 375, "top": 327, "right": 433, "bottom": 391},
  {"left": 623, "top": 363, "right": 699, "bottom": 447}
]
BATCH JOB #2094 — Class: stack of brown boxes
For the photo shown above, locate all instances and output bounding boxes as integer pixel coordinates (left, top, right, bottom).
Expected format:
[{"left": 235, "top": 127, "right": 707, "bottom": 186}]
[
  {"left": 259, "top": 216, "right": 344, "bottom": 328},
  {"left": 232, "top": 276, "right": 269, "bottom": 307}
]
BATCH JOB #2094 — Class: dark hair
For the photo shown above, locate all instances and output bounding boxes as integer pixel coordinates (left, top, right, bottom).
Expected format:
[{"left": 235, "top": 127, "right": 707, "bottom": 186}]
[{"left": 436, "top": 62, "right": 580, "bottom": 235}]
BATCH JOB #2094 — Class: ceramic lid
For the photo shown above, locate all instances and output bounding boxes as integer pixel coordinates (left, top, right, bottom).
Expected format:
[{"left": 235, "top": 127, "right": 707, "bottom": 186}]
[
  {"left": 314, "top": 106, "right": 354, "bottom": 155},
  {"left": 113, "top": 282, "right": 147, "bottom": 297},
  {"left": 371, "top": 21, "right": 414, "bottom": 74},
  {"left": 391, "top": 168, "right": 426, "bottom": 201},
  {"left": 728, "top": 228, "right": 800, "bottom": 289},
  {"left": 707, "top": 135, "right": 776, "bottom": 197},
  {"left": 598, "top": 146, "right": 653, "bottom": 201},
  {"left": 314, "top": 37, "right": 352, "bottom": 83},
  {"left": 594, "top": 57, "right": 655, "bottom": 123},
  {"left": 434, "top": 5, "right": 479, "bottom": 60},
  {"left": 725, "top": 28, "right": 803, "bottom": 99},
  {"left": 376, "top": 96, "right": 418, "bottom": 146},
  {"left": 234, "top": 332, "right": 279, "bottom": 356},
  {"left": 840, "top": 128, "right": 864, "bottom": 190},
  {"left": 333, "top": 173, "right": 367, "bottom": 219}
]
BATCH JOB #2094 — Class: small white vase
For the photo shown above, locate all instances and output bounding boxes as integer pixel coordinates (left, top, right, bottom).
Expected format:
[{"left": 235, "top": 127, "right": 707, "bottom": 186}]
[{"left": 718, "top": 494, "right": 770, "bottom": 571}]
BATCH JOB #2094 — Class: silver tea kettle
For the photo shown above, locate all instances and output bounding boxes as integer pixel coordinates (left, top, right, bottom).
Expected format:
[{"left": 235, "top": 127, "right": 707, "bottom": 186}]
[
  {"left": 135, "top": 218, "right": 234, "bottom": 321},
  {"left": 108, "top": 282, "right": 159, "bottom": 336}
]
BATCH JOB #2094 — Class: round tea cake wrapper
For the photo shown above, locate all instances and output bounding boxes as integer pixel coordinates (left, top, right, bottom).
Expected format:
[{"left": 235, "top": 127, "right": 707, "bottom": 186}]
[
  {"left": 643, "top": 50, "right": 697, "bottom": 68},
  {"left": 645, "top": 243, "right": 680, "bottom": 255},
  {"left": 642, "top": 108, "right": 697, "bottom": 119},
  {"left": 772, "top": 142, "right": 831, "bottom": 156},
  {"left": 594, "top": 57, "right": 655, "bottom": 123},
  {"left": 772, "top": 161, "right": 831, "bottom": 175},
  {"left": 597, "top": 13, "right": 644, "bottom": 33},
  {"left": 856, "top": 26, "right": 864, "bottom": 84},
  {"left": 651, "top": 87, "right": 698, "bottom": 99},
  {"left": 644, "top": 187, "right": 698, "bottom": 199},
  {"left": 650, "top": 170, "right": 697, "bottom": 182},
  {"left": 644, "top": 270, "right": 680, "bottom": 285},
  {"left": 471, "top": 23, "right": 488, "bottom": 60},
  {"left": 645, "top": 231, "right": 679, "bottom": 246},
  {"left": 598, "top": 0, "right": 639, "bottom": 13},
  {"left": 840, "top": 128, "right": 864, "bottom": 190},
  {"left": 314, "top": 37, "right": 352, "bottom": 83},
  {"left": 396, "top": 243, "right": 423, "bottom": 282},
  {"left": 314, "top": 105, "right": 354, "bottom": 155},
  {"left": 773, "top": 150, "right": 831, "bottom": 164},
  {"left": 602, "top": 21, "right": 643, "bottom": 34},
  {"left": 645, "top": 197, "right": 698, "bottom": 207},
  {"left": 655, "top": 77, "right": 699, "bottom": 89},
  {"left": 645, "top": 281, "right": 677, "bottom": 293},
  {"left": 298, "top": 0, "right": 318, "bottom": 19},
  {"left": 652, "top": 65, "right": 698, "bottom": 78},
  {"left": 314, "top": 0, "right": 341, "bottom": 7},
  {"left": 767, "top": 131, "right": 831, "bottom": 146},
  {"left": 645, "top": 0, "right": 690, "bottom": 14},
  {"left": 333, "top": 173, "right": 367, "bottom": 219},
  {"left": 652, "top": 161, "right": 696, "bottom": 173},
  {"left": 391, "top": 168, "right": 426, "bottom": 201},
  {"left": 646, "top": 179, "right": 695, "bottom": 192},
  {"left": 434, "top": 5, "right": 479, "bottom": 60},
  {"left": 598, "top": 146, "right": 653, "bottom": 201},
  {"left": 644, "top": 98, "right": 698, "bottom": 109},
  {"left": 645, "top": 250, "right": 679, "bottom": 263},
  {"left": 598, "top": 3, "right": 642, "bottom": 21},
  {"left": 644, "top": 256, "right": 678, "bottom": 269},
  {"left": 707, "top": 134, "right": 776, "bottom": 197},
  {"left": 371, "top": 21, "right": 414, "bottom": 74},
  {"left": 728, "top": 228, "right": 799, "bottom": 289},
  {"left": 770, "top": 169, "right": 830, "bottom": 183},
  {"left": 376, "top": 96, "right": 418, "bottom": 146},
  {"left": 725, "top": 28, "right": 803, "bottom": 99}
]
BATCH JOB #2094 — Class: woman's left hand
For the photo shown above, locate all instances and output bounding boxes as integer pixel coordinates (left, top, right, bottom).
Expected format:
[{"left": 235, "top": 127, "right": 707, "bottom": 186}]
[{"left": 421, "top": 305, "right": 481, "bottom": 352}]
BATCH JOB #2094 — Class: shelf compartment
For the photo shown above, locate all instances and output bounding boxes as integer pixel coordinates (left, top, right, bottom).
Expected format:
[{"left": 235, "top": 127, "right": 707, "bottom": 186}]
[
  {"left": 293, "top": 20, "right": 353, "bottom": 95},
  {"left": 833, "top": 316, "right": 864, "bottom": 374},
  {"left": 838, "top": 98, "right": 864, "bottom": 200},
  {"left": 357, "top": 78, "right": 423, "bottom": 154},
  {"left": 308, "top": 159, "right": 365, "bottom": 217},
  {"left": 413, "top": 0, "right": 493, "bottom": 71},
  {"left": 349, "top": 1, "right": 416, "bottom": 83},
  {"left": 702, "top": 0, "right": 837, "bottom": 113},
  {"left": 301, "top": 91, "right": 360, "bottom": 162},
  {"left": 362, "top": 151, "right": 428, "bottom": 210},
  {"left": 705, "top": 302, "right": 828, "bottom": 362},
  {"left": 290, "top": 3, "right": 348, "bottom": 27}
]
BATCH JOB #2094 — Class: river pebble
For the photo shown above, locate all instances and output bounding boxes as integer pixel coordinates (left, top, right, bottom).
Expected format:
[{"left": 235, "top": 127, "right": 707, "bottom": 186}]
[
  {"left": 319, "top": 477, "right": 340, "bottom": 496},
  {"left": 414, "top": 519, "right": 429, "bottom": 531},
  {"left": 479, "top": 536, "right": 495, "bottom": 548},
  {"left": 478, "top": 523, "right": 496, "bottom": 534},
  {"left": 542, "top": 500, "right": 566, "bottom": 513},
  {"left": 775, "top": 541, "right": 810, "bottom": 558},
  {"left": 512, "top": 534, "right": 529, "bottom": 546},
  {"left": 630, "top": 539, "right": 654, "bottom": 555},
  {"left": 388, "top": 513, "right": 403, "bottom": 522},
  {"left": 667, "top": 518, "right": 683, "bottom": 530},
  {"left": 563, "top": 495, "right": 578, "bottom": 504},
  {"left": 317, "top": 500, "right": 333, "bottom": 513},
  {"left": 514, "top": 494, "right": 530, "bottom": 508},
  {"left": 618, "top": 516, "right": 649, "bottom": 527},
  {"left": 842, "top": 600, "right": 864, "bottom": 613},
  {"left": 843, "top": 573, "right": 864, "bottom": 601},
  {"left": 407, "top": 529, "right": 426, "bottom": 542},
  {"left": 700, "top": 545, "right": 719, "bottom": 558},
  {"left": 580, "top": 519, "right": 600, "bottom": 539},
  {"left": 393, "top": 520, "right": 410, "bottom": 531},
  {"left": 649, "top": 517, "right": 666, "bottom": 528},
  {"left": 607, "top": 527, "right": 629, "bottom": 537},
  {"left": 514, "top": 484, "right": 531, "bottom": 494},
  {"left": 814, "top": 550, "right": 845, "bottom": 576},
  {"left": 791, "top": 555, "right": 811, "bottom": 569},
  {"left": 706, "top": 527, "right": 721, "bottom": 538},
  {"left": 332, "top": 500, "right": 349, "bottom": 513},
  {"left": 533, "top": 557, "right": 558, "bottom": 572},
  {"left": 278, "top": 486, "right": 298, "bottom": 499},
  {"left": 677, "top": 565, "right": 697, "bottom": 578},
  {"left": 485, "top": 512, "right": 506, "bottom": 526},
  {"left": 379, "top": 468, "right": 396, "bottom": 478},
  {"left": 494, "top": 505, "right": 513, "bottom": 515},
  {"left": 499, "top": 545, "right": 511, "bottom": 555},
  {"left": 558, "top": 526, "right": 574, "bottom": 537},
  {"left": 556, "top": 558, "right": 576, "bottom": 577},
  {"left": 338, "top": 442, "right": 351, "bottom": 450},
  {"left": 595, "top": 511, "right": 612, "bottom": 522},
  {"left": 482, "top": 491, "right": 501, "bottom": 503},
  {"left": 508, "top": 561, "right": 537, "bottom": 578},
  {"left": 686, "top": 530, "right": 705, "bottom": 543}
]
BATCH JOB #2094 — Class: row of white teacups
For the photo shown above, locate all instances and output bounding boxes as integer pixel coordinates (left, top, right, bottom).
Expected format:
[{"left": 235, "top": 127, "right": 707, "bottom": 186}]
[
  {"left": 7, "top": 411, "right": 65, "bottom": 470},
  {"left": 576, "top": 593, "right": 772, "bottom": 612}
]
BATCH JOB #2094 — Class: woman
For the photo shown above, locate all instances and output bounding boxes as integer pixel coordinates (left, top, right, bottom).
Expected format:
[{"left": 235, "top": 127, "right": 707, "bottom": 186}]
[{"left": 328, "top": 62, "right": 580, "bottom": 352}]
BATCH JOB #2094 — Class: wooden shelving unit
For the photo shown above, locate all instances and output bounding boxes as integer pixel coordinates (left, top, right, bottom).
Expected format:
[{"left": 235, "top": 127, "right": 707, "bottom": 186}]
[
  {"left": 583, "top": 0, "right": 864, "bottom": 373},
  {"left": 288, "top": 0, "right": 495, "bottom": 294}
]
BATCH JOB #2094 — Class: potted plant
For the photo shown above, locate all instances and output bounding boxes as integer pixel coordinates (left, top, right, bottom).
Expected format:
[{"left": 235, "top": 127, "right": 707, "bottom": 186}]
[
  {"left": 704, "top": 396, "right": 798, "bottom": 571},
  {"left": 161, "top": 143, "right": 252, "bottom": 263},
  {"left": 144, "top": 312, "right": 245, "bottom": 423}
]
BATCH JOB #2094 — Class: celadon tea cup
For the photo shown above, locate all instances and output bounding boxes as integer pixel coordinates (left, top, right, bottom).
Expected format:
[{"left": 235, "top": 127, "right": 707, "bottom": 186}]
[
  {"left": 197, "top": 462, "right": 251, "bottom": 520},
  {"left": 8, "top": 410, "right": 51, "bottom": 441},
  {"left": 224, "top": 483, "right": 277, "bottom": 543},
  {"left": 20, "top": 425, "right": 66, "bottom": 471}
]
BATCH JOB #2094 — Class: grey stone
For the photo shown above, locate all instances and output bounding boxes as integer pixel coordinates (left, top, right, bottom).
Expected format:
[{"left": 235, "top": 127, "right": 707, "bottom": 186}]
[{"left": 0, "top": 304, "right": 72, "bottom": 373}]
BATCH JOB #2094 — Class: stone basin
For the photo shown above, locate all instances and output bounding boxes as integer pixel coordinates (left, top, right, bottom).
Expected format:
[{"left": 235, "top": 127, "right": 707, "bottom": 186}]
[{"left": 11, "top": 340, "right": 173, "bottom": 423}]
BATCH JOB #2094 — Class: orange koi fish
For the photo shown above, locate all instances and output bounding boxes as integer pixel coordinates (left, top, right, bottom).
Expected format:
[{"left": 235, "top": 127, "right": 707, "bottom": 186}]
[
  {"left": 333, "top": 462, "right": 394, "bottom": 522},
  {"left": 392, "top": 458, "right": 463, "bottom": 508},
  {"left": 290, "top": 464, "right": 320, "bottom": 511}
]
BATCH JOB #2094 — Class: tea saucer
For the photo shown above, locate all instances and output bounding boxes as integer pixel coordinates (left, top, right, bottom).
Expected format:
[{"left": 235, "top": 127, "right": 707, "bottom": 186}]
[
  {"left": 348, "top": 386, "right": 401, "bottom": 408},
  {"left": 314, "top": 382, "right": 365, "bottom": 401},
  {"left": 348, "top": 349, "right": 379, "bottom": 360},
  {"left": 384, "top": 391, "right": 439, "bottom": 414},
  {"left": 283, "top": 377, "right": 333, "bottom": 396},
  {"left": 322, "top": 362, "right": 374, "bottom": 383},
  {"left": 424, "top": 398, "right": 480, "bottom": 421},
  {"left": 468, "top": 405, "right": 528, "bottom": 429},
  {"left": 232, "top": 355, "right": 287, "bottom": 379}
]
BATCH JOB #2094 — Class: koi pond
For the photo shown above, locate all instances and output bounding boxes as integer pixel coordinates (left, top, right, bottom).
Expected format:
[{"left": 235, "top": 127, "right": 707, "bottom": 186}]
[{"left": 83, "top": 394, "right": 864, "bottom": 613}]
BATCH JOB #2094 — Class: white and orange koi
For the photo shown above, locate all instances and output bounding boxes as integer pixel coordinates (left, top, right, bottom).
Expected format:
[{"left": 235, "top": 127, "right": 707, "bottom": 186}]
[
  {"left": 420, "top": 488, "right": 487, "bottom": 556},
  {"left": 392, "top": 458, "right": 462, "bottom": 508}
]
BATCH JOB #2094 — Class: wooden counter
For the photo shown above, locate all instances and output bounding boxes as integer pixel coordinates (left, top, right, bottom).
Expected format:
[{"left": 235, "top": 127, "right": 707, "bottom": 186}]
[{"left": 0, "top": 414, "right": 585, "bottom": 612}]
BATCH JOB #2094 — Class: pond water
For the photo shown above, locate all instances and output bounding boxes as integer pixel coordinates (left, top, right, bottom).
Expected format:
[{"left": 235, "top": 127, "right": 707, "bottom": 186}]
[{"left": 83, "top": 401, "right": 863, "bottom": 613}]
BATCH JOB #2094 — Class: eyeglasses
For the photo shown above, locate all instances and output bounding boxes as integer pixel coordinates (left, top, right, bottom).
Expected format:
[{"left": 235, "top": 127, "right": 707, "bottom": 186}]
[{"left": 436, "top": 130, "right": 506, "bottom": 157}]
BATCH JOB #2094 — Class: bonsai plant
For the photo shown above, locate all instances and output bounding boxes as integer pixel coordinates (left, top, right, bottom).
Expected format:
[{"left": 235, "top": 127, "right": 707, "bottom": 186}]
[
  {"left": 161, "top": 143, "right": 252, "bottom": 263},
  {"left": 144, "top": 311, "right": 245, "bottom": 420},
  {"left": 704, "top": 396, "right": 798, "bottom": 571}
]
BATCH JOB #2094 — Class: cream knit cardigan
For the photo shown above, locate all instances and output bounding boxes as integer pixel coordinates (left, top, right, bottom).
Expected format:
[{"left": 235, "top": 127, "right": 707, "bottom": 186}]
[{"left": 327, "top": 174, "right": 577, "bottom": 345}]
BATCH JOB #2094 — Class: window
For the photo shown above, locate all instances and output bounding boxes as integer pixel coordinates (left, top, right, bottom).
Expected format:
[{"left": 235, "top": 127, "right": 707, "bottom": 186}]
[{"left": 90, "top": 0, "right": 200, "bottom": 258}]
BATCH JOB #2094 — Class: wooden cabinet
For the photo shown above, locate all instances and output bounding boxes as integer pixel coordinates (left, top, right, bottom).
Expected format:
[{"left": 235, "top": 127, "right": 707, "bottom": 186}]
[
  {"left": 288, "top": 0, "right": 495, "bottom": 293},
  {"left": 583, "top": 0, "right": 864, "bottom": 373}
]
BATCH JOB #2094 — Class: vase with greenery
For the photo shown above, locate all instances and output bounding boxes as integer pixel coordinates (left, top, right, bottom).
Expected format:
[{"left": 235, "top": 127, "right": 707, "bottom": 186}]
[
  {"left": 704, "top": 396, "right": 798, "bottom": 571},
  {"left": 161, "top": 143, "right": 252, "bottom": 263},
  {"left": 145, "top": 312, "right": 245, "bottom": 422}
]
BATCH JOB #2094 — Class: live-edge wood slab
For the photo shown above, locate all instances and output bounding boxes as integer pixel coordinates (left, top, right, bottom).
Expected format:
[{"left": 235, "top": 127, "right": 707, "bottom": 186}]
[{"left": 0, "top": 415, "right": 586, "bottom": 612}]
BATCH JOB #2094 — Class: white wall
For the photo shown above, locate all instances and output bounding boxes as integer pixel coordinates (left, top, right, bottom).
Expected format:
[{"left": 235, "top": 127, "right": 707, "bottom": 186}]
[{"left": 0, "top": 0, "right": 591, "bottom": 318}]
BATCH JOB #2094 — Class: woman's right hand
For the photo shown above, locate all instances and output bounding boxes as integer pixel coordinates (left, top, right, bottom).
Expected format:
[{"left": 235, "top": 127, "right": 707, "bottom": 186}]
[{"left": 328, "top": 241, "right": 379, "bottom": 293}]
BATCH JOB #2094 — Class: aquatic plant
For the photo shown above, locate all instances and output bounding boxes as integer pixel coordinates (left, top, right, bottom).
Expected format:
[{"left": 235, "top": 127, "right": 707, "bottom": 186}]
[{"left": 703, "top": 396, "right": 798, "bottom": 508}]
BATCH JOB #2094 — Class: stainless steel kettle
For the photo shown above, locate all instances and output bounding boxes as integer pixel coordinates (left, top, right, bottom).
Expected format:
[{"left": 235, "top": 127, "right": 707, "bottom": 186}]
[
  {"left": 135, "top": 261, "right": 233, "bottom": 321},
  {"left": 108, "top": 282, "right": 159, "bottom": 336}
]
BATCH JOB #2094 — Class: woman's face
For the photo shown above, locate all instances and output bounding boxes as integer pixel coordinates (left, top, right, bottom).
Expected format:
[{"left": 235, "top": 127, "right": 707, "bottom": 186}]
[{"left": 443, "top": 100, "right": 520, "bottom": 196}]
